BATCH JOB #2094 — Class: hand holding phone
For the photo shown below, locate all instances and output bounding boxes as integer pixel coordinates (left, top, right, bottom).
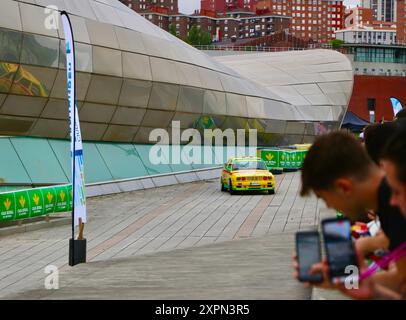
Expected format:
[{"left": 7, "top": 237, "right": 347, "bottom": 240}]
[{"left": 295, "top": 231, "right": 323, "bottom": 283}]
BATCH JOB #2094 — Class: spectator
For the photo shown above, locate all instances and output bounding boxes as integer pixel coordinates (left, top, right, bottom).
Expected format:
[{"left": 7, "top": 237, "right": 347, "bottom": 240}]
[{"left": 295, "top": 131, "right": 406, "bottom": 299}]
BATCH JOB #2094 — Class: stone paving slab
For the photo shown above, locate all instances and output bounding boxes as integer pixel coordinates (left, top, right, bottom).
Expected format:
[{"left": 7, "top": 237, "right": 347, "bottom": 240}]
[
  {"left": 0, "top": 172, "right": 324, "bottom": 298},
  {"left": 6, "top": 232, "right": 311, "bottom": 300}
]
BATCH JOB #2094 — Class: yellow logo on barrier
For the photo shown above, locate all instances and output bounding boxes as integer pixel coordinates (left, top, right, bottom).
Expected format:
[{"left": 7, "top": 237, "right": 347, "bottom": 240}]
[
  {"left": 292, "top": 154, "right": 296, "bottom": 161},
  {"left": 4, "top": 198, "right": 11, "bottom": 210},
  {"left": 47, "top": 192, "right": 53, "bottom": 204},
  {"left": 59, "top": 190, "right": 65, "bottom": 202},
  {"left": 19, "top": 196, "right": 26, "bottom": 208},
  {"left": 33, "top": 193, "right": 40, "bottom": 206},
  {"left": 281, "top": 154, "right": 285, "bottom": 161},
  {"left": 266, "top": 153, "right": 274, "bottom": 161}
]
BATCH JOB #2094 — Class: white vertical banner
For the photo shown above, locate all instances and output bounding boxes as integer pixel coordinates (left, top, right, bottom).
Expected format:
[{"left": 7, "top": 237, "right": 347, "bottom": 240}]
[{"left": 61, "top": 12, "right": 86, "bottom": 226}]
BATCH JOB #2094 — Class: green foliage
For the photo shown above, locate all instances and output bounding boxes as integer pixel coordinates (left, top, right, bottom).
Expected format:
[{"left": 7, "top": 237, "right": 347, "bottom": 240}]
[
  {"left": 186, "top": 26, "right": 212, "bottom": 46},
  {"left": 329, "top": 39, "right": 345, "bottom": 48},
  {"left": 169, "top": 24, "right": 177, "bottom": 37}
]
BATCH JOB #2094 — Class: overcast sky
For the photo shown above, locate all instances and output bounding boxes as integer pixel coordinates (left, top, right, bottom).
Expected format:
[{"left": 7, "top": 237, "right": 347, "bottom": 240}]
[{"left": 178, "top": 0, "right": 361, "bottom": 14}]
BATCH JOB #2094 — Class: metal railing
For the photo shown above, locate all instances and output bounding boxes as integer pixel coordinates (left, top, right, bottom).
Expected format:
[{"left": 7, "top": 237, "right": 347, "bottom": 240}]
[{"left": 194, "top": 44, "right": 332, "bottom": 52}]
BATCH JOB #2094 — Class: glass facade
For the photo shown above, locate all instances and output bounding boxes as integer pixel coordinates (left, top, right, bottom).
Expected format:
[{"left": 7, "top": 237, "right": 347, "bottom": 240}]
[
  {"left": 349, "top": 46, "right": 406, "bottom": 64},
  {"left": 0, "top": 0, "right": 353, "bottom": 148}
]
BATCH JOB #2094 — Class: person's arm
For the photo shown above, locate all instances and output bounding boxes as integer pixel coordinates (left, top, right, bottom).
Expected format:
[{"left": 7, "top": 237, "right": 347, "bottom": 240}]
[
  {"left": 370, "top": 256, "right": 406, "bottom": 293},
  {"left": 355, "top": 231, "right": 389, "bottom": 256}
]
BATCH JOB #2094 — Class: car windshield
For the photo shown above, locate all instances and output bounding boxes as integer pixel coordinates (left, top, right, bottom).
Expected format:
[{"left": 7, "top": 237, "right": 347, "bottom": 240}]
[{"left": 232, "top": 160, "right": 267, "bottom": 171}]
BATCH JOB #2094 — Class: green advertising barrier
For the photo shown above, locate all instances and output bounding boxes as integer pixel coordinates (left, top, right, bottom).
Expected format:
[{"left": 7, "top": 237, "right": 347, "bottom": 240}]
[
  {"left": 0, "top": 185, "right": 72, "bottom": 222},
  {"left": 257, "top": 148, "right": 308, "bottom": 171}
]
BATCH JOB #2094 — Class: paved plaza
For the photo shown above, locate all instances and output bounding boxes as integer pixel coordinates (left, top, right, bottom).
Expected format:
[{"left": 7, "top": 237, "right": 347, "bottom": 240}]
[{"left": 0, "top": 172, "right": 326, "bottom": 299}]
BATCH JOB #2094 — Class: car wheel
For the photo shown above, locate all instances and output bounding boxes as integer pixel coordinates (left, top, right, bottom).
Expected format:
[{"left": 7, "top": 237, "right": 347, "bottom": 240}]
[
  {"left": 229, "top": 180, "right": 236, "bottom": 195},
  {"left": 268, "top": 189, "right": 275, "bottom": 195},
  {"left": 220, "top": 180, "right": 226, "bottom": 192}
]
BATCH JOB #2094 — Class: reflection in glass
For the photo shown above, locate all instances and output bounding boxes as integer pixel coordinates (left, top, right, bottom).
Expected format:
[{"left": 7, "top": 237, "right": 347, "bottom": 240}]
[
  {"left": 9, "top": 65, "right": 50, "bottom": 97},
  {"left": 21, "top": 34, "right": 59, "bottom": 67},
  {"left": 0, "top": 28, "right": 22, "bottom": 63},
  {"left": 0, "top": 63, "right": 18, "bottom": 93}
]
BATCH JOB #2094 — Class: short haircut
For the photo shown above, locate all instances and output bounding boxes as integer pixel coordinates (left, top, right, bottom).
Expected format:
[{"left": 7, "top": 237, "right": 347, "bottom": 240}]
[
  {"left": 364, "top": 122, "right": 397, "bottom": 164},
  {"left": 300, "top": 131, "right": 374, "bottom": 196},
  {"left": 382, "top": 122, "right": 406, "bottom": 185}
]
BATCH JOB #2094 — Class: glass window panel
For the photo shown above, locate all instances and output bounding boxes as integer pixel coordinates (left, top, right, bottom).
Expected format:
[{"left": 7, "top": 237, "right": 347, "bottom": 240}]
[
  {"left": 221, "top": 117, "right": 248, "bottom": 132},
  {"left": 226, "top": 94, "right": 248, "bottom": 117},
  {"left": 85, "top": 19, "right": 119, "bottom": 48},
  {"left": 10, "top": 138, "right": 68, "bottom": 184},
  {"left": 177, "top": 86, "right": 204, "bottom": 113},
  {"left": 0, "top": 0, "right": 22, "bottom": 31},
  {"left": 167, "top": 145, "right": 195, "bottom": 173},
  {"left": 285, "top": 122, "right": 306, "bottom": 135},
  {"left": 86, "top": 75, "right": 122, "bottom": 105},
  {"left": 192, "top": 146, "right": 218, "bottom": 169},
  {"left": 102, "top": 125, "right": 139, "bottom": 142},
  {"left": 1, "top": 95, "right": 47, "bottom": 117},
  {"left": 140, "top": 35, "right": 175, "bottom": 60},
  {"left": 80, "top": 122, "right": 108, "bottom": 141},
  {"left": 19, "top": 3, "right": 58, "bottom": 37},
  {"left": 30, "top": 119, "right": 69, "bottom": 139},
  {"left": 203, "top": 90, "right": 227, "bottom": 115},
  {"left": 0, "top": 28, "right": 22, "bottom": 63},
  {"left": 0, "top": 138, "right": 31, "bottom": 184},
  {"left": 96, "top": 143, "right": 148, "bottom": 180},
  {"left": 93, "top": 46, "right": 122, "bottom": 77},
  {"left": 59, "top": 42, "right": 93, "bottom": 72},
  {"left": 246, "top": 96, "right": 266, "bottom": 119},
  {"left": 0, "top": 62, "right": 19, "bottom": 94},
  {"left": 175, "top": 63, "right": 203, "bottom": 88},
  {"left": 170, "top": 112, "right": 200, "bottom": 129},
  {"left": 198, "top": 68, "right": 224, "bottom": 91},
  {"left": 10, "top": 65, "right": 57, "bottom": 98},
  {"left": 133, "top": 126, "right": 158, "bottom": 144},
  {"left": 21, "top": 34, "right": 59, "bottom": 68},
  {"left": 150, "top": 57, "right": 180, "bottom": 84},
  {"left": 0, "top": 93, "right": 6, "bottom": 106},
  {"left": 80, "top": 103, "right": 116, "bottom": 123},
  {"left": 41, "top": 98, "right": 68, "bottom": 120},
  {"left": 111, "top": 107, "right": 146, "bottom": 126},
  {"left": 0, "top": 115, "right": 34, "bottom": 135},
  {"left": 148, "top": 83, "right": 179, "bottom": 111},
  {"left": 114, "top": 27, "right": 146, "bottom": 54},
  {"left": 118, "top": 79, "right": 151, "bottom": 108},
  {"left": 122, "top": 52, "right": 152, "bottom": 81},
  {"left": 51, "top": 71, "right": 91, "bottom": 101},
  {"left": 83, "top": 142, "right": 114, "bottom": 183},
  {"left": 141, "top": 110, "right": 174, "bottom": 128},
  {"left": 90, "top": 1, "right": 125, "bottom": 27},
  {"left": 64, "top": 0, "right": 97, "bottom": 21},
  {"left": 133, "top": 144, "right": 172, "bottom": 175},
  {"left": 262, "top": 119, "right": 287, "bottom": 134}
]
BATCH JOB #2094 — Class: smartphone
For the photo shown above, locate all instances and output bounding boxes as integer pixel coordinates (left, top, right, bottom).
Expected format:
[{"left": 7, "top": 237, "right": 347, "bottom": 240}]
[
  {"left": 295, "top": 231, "right": 323, "bottom": 283},
  {"left": 322, "top": 218, "right": 359, "bottom": 283}
]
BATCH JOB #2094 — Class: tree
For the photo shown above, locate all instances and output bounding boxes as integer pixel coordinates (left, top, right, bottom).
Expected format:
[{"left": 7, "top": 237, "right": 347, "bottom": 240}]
[
  {"left": 169, "top": 24, "right": 177, "bottom": 37},
  {"left": 186, "top": 26, "right": 212, "bottom": 46},
  {"left": 329, "top": 39, "right": 345, "bottom": 49}
]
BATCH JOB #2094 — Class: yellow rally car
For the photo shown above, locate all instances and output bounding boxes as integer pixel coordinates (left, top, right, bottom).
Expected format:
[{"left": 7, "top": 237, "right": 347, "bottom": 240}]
[{"left": 220, "top": 157, "right": 275, "bottom": 194}]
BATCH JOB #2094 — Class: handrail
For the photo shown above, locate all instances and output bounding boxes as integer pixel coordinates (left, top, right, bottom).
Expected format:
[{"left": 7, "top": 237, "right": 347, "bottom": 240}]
[{"left": 194, "top": 44, "right": 332, "bottom": 52}]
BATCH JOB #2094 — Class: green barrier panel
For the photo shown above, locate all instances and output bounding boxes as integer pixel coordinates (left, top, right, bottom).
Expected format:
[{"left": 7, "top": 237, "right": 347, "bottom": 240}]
[
  {"left": 0, "top": 184, "right": 72, "bottom": 222},
  {"left": 257, "top": 148, "right": 309, "bottom": 170}
]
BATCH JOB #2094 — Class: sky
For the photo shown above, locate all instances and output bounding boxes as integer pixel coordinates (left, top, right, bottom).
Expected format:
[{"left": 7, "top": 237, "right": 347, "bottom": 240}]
[{"left": 178, "top": 0, "right": 361, "bottom": 14}]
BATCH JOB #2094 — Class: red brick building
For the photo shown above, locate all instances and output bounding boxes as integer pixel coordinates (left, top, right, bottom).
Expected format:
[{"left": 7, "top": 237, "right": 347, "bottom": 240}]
[
  {"left": 255, "top": 0, "right": 344, "bottom": 43},
  {"left": 120, "top": 0, "right": 179, "bottom": 14},
  {"left": 201, "top": 0, "right": 258, "bottom": 12},
  {"left": 398, "top": 0, "right": 406, "bottom": 44}
]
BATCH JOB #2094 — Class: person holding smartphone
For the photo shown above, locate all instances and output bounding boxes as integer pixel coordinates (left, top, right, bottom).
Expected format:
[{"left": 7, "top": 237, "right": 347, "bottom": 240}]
[{"left": 293, "top": 131, "right": 406, "bottom": 299}]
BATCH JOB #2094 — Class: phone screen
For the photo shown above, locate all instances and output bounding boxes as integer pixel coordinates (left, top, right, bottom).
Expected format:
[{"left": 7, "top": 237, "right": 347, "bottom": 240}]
[
  {"left": 322, "top": 219, "right": 358, "bottom": 283},
  {"left": 296, "top": 231, "right": 323, "bottom": 283}
]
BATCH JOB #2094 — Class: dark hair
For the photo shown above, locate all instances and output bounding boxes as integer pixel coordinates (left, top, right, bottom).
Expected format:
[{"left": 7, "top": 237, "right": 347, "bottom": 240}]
[
  {"left": 364, "top": 122, "right": 397, "bottom": 164},
  {"left": 382, "top": 122, "right": 406, "bottom": 184},
  {"left": 395, "top": 108, "right": 406, "bottom": 120},
  {"left": 300, "top": 131, "right": 374, "bottom": 196}
]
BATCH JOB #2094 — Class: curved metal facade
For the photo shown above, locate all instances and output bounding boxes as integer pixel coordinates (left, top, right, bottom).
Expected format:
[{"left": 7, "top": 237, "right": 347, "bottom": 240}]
[{"left": 0, "top": 0, "right": 353, "bottom": 145}]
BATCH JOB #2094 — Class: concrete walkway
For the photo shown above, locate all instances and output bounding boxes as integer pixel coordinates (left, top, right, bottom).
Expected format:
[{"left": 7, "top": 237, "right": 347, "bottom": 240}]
[{"left": 0, "top": 171, "right": 323, "bottom": 299}]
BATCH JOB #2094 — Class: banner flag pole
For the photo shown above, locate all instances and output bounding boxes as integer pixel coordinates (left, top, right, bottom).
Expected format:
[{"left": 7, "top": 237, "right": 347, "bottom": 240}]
[{"left": 61, "top": 11, "right": 87, "bottom": 266}]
